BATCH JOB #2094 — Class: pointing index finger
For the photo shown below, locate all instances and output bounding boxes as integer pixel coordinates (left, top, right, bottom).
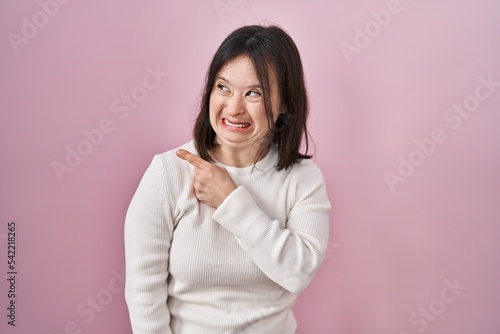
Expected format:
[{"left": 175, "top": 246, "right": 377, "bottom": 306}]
[{"left": 176, "top": 149, "right": 213, "bottom": 169}]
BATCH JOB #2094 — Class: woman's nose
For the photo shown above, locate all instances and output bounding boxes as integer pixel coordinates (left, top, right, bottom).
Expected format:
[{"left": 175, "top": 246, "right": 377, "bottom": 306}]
[{"left": 225, "top": 95, "right": 244, "bottom": 116}]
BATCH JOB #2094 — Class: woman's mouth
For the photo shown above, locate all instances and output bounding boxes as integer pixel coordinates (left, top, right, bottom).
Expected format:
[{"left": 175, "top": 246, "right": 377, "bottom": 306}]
[{"left": 223, "top": 118, "right": 251, "bottom": 129}]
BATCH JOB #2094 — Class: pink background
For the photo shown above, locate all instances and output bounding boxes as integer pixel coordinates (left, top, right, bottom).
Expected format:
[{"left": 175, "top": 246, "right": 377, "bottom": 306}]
[{"left": 1, "top": 0, "right": 499, "bottom": 333}]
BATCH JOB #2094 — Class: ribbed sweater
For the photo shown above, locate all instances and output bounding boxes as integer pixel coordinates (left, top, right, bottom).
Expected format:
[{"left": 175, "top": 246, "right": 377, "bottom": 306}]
[{"left": 124, "top": 141, "right": 331, "bottom": 334}]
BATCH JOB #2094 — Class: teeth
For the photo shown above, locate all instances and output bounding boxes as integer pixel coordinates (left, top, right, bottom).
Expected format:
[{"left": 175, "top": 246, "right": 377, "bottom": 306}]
[{"left": 224, "top": 119, "right": 249, "bottom": 128}]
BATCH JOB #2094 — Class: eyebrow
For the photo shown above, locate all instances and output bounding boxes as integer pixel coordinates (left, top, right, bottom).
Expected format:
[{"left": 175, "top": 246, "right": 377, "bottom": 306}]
[{"left": 217, "top": 76, "right": 262, "bottom": 90}]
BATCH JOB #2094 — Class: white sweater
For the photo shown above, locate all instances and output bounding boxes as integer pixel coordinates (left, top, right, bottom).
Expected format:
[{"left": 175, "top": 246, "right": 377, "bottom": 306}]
[{"left": 124, "top": 141, "right": 331, "bottom": 334}]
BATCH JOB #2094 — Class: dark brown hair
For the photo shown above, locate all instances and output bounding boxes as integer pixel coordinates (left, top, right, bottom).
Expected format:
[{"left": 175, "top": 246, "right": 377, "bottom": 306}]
[{"left": 194, "top": 24, "right": 311, "bottom": 170}]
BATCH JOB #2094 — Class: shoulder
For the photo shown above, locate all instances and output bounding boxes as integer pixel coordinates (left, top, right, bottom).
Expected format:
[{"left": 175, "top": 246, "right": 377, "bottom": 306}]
[
  {"left": 155, "top": 140, "right": 197, "bottom": 166},
  {"left": 283, "top": 158, "right": 329, "bottom": 204},
  {"left": 147, "top": 140, "right": 196, "bottom": 189},
  {"left": 266, "top": 157, "right": 330, "bottom": 212},
  {"left": 266, "top": 157, "right": 328, "bottom": 204},
  {"left": 286, "top": 158, "right": 326, "bottom": 184}
]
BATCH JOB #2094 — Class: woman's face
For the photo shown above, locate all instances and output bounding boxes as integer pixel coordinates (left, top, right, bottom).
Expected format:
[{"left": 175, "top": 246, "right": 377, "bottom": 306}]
[{"left": 209, "top": 55, "right": 281, "bottom": 153}]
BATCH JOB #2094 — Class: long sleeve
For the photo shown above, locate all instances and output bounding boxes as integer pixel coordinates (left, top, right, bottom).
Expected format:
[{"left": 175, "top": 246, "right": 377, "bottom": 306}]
[
  {"left": 124, "top": 155, "right": 173, "bottom": 334},
  {"left": 212, "top": 162, "right": 331, "bottom": 294}
]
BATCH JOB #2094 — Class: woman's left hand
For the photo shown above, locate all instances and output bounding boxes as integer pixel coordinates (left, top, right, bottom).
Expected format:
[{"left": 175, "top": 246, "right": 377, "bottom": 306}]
[{"left": 176, "top": 149, "right": 237, "bottom": 209}]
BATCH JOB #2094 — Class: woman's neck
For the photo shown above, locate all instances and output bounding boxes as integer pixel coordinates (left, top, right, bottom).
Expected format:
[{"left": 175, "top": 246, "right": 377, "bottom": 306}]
[{"left": 210, "top": 142, "right": 269, "bottom": 168}]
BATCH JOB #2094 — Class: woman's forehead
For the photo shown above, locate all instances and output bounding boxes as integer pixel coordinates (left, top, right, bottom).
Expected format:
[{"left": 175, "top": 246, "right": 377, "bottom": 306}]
[{"left": 217, "top": 56, "right": 277, "bottom": 88}]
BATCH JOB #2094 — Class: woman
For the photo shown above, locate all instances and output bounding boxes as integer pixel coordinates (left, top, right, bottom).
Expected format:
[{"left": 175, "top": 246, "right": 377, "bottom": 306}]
[{"left": 124, "top": 24, "right": 331, "bottom": 334}]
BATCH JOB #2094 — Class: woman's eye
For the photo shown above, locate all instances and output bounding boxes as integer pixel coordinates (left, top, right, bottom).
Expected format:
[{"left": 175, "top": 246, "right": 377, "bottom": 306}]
[
  {"left": 246, "top": 90, "right": 261, "bottom": 97},
  {"left": 218, "top": 84, "right": 229, "bottom": 92}
]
